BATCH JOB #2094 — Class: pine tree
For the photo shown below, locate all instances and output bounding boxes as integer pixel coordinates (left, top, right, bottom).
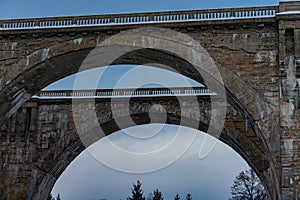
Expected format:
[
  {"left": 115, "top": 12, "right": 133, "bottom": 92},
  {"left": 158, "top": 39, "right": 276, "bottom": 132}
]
[
  {"left": 174, "top": 194, "right": 180, "bottom": 200},
  {"left": 186, "top": 193, "right": 192, "bottom": 200},
  {"left": 152, "top": 189, "right": 163, "bottom": 200},
  {"left": 127, "top": 180, "right": 146, "bottom": 200}
]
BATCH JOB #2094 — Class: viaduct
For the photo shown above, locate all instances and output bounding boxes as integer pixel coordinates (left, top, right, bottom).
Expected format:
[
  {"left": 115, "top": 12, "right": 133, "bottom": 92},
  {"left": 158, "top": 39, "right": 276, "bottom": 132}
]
[{"left": 0, "top": 1, "right": 300, "bottom": 199}]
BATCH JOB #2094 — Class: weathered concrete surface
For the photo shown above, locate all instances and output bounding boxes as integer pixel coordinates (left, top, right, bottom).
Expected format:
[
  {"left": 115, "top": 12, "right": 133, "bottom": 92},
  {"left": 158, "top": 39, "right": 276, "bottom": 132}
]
[
  {"left": 0, "top": 97, "right": 275, "bottom": 199},
  {"left": 277, "top": 2, "right": 300, "bottom": 198},
  {"left": 0, "top": 1, "right": 299, "bottom": 199}
]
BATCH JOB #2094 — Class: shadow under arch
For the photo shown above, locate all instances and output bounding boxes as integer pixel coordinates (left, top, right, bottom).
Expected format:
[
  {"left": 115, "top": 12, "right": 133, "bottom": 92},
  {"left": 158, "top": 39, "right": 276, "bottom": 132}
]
[{"left": 0, "top": 29, "right": 280, "bottom": 199}]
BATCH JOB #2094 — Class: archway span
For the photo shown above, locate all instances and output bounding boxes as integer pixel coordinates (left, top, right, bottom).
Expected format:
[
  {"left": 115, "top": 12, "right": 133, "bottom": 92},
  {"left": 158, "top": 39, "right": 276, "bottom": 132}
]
[
  {"left": 34, "top": 109, "right": 271, "bottom": 200},
  {"left": 0, "top": 29, "right": 280, "bottom": 199}
]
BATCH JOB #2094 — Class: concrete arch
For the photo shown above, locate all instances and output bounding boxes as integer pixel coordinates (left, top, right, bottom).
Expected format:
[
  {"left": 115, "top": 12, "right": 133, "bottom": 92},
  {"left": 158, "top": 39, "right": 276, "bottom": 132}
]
[
  {"left": 0, "top": 28, "right": 281, "bottom": 199},
  {"left": 33, "top": 108, "right": 269, "bottom": 200}
]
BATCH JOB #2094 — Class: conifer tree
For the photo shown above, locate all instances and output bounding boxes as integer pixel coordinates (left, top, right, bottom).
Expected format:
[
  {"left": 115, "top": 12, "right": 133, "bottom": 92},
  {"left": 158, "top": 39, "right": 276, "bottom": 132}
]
[
  {"left": 152, "top": 189, "right": 163, "bottom": 200},
  {"left": 186, "top": 193, "right": 192, "bottom": 200},
  {"left": 174, "top": 194, "right": 180, "bottom": 200},
  {"left": 127, "top": 180, "right": 146, "bottom": 200}
]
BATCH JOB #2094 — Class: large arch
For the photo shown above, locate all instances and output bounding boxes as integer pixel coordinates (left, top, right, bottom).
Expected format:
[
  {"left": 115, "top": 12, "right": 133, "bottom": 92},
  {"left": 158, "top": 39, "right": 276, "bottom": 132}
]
[
  {"left": 33, "top": 105, "right": 271, "bottom": 199},
  {"left": 0, "top": 28, "right": 281, "bottom": 199}
]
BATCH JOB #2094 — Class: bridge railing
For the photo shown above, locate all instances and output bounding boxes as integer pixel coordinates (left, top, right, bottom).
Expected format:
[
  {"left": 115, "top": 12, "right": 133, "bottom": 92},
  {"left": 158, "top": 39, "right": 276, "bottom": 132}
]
[
  {"left": 33, "top": 87, "right": 215, "bottom": 99},
  {"left": 0, "top": 6, "right": 278, "bottom": 30}
]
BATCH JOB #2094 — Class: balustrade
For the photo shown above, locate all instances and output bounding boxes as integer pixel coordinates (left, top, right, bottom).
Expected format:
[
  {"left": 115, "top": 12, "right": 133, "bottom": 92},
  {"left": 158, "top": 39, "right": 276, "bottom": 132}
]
[
  {"left": 0, "top": 6, "right": 278, "bottom": 30},
  {"left": 33, "top": 87, "right": 215, "bottom": 99}
]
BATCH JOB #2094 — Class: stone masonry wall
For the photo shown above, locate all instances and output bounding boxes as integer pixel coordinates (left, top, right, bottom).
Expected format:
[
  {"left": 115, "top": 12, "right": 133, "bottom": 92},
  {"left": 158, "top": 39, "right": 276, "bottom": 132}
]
[{"left": 0, "top": 97, "right": 274, "bottom": 199}]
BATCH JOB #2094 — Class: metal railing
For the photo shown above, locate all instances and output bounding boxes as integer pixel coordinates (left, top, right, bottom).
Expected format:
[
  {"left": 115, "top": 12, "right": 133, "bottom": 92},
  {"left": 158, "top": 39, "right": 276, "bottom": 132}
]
[
  {"left": 32, "top": 87, "right": 215, "bottom": 99},
  {"left": 0, "top": 6, "right": 278, "bottom": 30}
]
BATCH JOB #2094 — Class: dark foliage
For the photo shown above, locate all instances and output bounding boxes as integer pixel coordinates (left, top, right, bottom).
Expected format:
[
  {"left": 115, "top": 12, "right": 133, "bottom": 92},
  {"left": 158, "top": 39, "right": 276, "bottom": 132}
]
[
  {"left": 174, "top": 194, "right": 180, "bottom": 200},
  {"left": 127, "top": 180, "right": 146, "bottom": 200},
  {"left": 230, "top": 169, "right": 269, "bottom": 200},
  {"left": 185, "top": 193, "right": 192, "bottom": 200},
  {"left": 152, "top": 189, "right": 163, "bottom": 200}
]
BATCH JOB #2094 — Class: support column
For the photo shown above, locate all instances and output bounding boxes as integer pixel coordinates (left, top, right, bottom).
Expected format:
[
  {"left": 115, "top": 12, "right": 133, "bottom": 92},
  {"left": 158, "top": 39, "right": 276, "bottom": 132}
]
[{"left": 278, "top": 1, "right": 300, "bottom": 199}]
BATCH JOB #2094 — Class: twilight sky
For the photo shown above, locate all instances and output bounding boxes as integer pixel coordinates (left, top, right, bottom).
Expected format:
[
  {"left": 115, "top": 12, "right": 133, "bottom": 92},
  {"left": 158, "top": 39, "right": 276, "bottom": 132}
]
[{"left": 0, "top": 0, "right": 280, "bottom": 199}]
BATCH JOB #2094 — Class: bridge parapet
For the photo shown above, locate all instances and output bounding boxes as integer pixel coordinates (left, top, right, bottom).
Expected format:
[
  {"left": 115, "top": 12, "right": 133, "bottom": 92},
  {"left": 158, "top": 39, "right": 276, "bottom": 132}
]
[
  {"left": 33, "top": 87, "right": 215, "bottom": 99},
  {"left": 0, "top": 6, "right": 278, "bottom": 30}
]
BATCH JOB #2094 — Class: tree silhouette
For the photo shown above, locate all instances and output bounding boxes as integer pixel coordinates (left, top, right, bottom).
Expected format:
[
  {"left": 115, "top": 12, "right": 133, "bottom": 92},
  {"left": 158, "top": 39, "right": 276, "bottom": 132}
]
[
  {"left": 186, "top": 193, "right": 192, "bottom": 200},
  {"left": 152, "top": 189, "right": 163, "bottom": 200},
  {"left": 127, "top": 180, "right": 146, "bottom": 200},
  {"left": 174, "top": 194, "right": 180, "bottom": 200},
  {"left": 56, "top": 193, "right": 61, "bottom": 200},
  {"left": 230, "top": 169, "right": 269, "bottom": 200}
]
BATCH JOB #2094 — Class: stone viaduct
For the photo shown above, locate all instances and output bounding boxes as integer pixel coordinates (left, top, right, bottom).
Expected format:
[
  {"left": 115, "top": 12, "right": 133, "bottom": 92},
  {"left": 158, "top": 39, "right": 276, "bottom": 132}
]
[{"left": 0, "top": 1, "right": 300, "bottom": 199}]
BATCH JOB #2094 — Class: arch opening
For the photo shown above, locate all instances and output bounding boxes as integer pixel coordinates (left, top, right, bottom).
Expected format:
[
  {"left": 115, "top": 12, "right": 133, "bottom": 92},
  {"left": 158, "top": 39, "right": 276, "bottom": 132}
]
[
  {"left": 0, "top": 38, "right": 280, "bottom": 199},
  {"left": 42, "top": 108, "right": 271, "bottom": 199},
  {"left": 42, "top": 64, "right": 204, "bottom": 91},
  {"left": 35, "top": 106, "right": 272, "bottom": 200},
  {"left": 51, "top": 124, "right": 255, "bottom": 200}
]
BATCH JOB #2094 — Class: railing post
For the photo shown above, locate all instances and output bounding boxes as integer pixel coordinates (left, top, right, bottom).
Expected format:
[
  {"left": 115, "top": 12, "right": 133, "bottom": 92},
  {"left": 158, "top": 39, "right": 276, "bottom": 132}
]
[
  {"left": 230, "top": 8, "right": 234, "bottom": 18},
  {"left": 35, "top": 20, "right": 39, "bottom": 27},
  {"left": 149, "top": 14, "right": 154, "bottom": 22},
  {"left": 109, "top": 15, "right": 113, "bottom": 24},
  {"left": 65, "top": 90, "right": 71, "bottom": 97},
  {"left": 188, "top": 12, "right": 194, "bottom": 20},
  {"left": 72, "top": 18, "right": 77, "bottom": 26}
]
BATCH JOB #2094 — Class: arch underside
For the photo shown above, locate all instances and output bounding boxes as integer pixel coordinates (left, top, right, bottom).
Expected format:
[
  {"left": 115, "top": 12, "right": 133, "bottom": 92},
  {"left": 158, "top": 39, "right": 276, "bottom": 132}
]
[
  {"left": 0, "top": 45, "right": 280, "bottom": 199},
  {"left": 36, "top": 108, "right": 271, "bottom": 200}
]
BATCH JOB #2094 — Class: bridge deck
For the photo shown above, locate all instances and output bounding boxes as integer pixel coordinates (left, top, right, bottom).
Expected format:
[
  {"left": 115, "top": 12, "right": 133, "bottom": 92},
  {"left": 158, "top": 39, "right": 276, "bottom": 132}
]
[
  {"left": 32, "top": 87, "right": 215, "bottom": 99},
  {"left": 0, "top": 6, "right": 278, "bottom": 31}
]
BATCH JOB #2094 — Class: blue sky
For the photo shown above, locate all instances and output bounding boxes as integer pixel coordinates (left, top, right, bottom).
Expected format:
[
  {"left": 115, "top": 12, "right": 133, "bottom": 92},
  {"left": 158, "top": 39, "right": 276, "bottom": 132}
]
[
  {"left": 1, "top": 0, "right": 279, "bottom": 19},
  {"left": 0, "top": 0, "right": 279, "bottom": 199},
  {"left": 44, "top": 65, "right": 203, "bottom": 90}
]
